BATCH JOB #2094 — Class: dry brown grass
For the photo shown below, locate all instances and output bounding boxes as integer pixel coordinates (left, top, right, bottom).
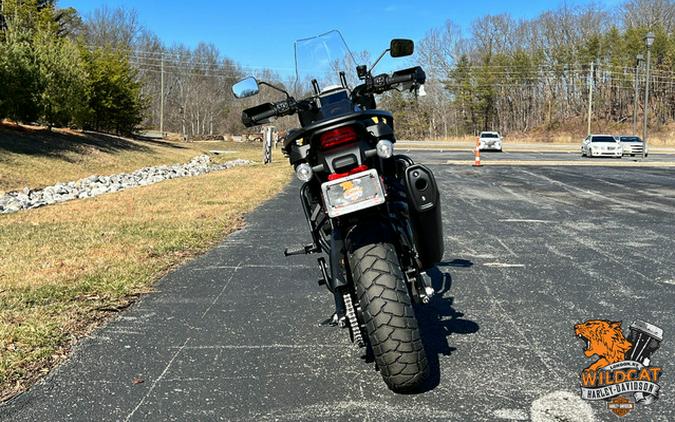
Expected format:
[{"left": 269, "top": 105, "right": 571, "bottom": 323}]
[
  {"left": 418, "top": 121, "right": 675, "bottom": 145},
  {"left": 0, "top": 122, "right": 267, "bottom": 193},
  {"left": 0, "top": 130, "right": 291, "bottom": 400}
]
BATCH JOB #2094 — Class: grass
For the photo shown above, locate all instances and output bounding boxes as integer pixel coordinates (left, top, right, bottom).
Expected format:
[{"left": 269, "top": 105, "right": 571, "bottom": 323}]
[
  {"left": 0, "top": 124, "right": 292, "bottom": 400},
  {"left": 0, "top": 122, "right": 266, "bottom": 193}
]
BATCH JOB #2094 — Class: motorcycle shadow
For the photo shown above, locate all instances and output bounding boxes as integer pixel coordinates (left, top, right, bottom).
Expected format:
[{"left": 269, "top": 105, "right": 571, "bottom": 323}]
[{"left": 414, "top": 262, "right": 480, "bottom": 393}]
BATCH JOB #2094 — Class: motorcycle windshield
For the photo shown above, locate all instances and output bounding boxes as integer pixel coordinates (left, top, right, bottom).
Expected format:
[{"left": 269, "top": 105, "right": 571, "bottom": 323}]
[{"left": 294, "top": 30, "right": 356, "bottom": 93}]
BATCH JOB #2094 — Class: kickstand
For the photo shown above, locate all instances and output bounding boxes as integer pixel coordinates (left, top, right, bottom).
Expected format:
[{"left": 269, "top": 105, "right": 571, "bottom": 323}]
[
  {"left": 318, "top": 313, "right": 346, "bottom": 328},
  {"left": 318, "top": 313, "right": 339, "bottom": 327}
]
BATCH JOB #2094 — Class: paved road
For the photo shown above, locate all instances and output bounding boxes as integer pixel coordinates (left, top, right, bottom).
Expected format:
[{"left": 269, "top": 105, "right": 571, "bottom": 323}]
[
  {"left": 396, "top": 141, "right": 675, "bottom": 155},
  {"left": 2, "top": 153, "right": 674, "bottom": 421},
  {"left": 406, "top": 149, "right": 675, "bottom": 164}
]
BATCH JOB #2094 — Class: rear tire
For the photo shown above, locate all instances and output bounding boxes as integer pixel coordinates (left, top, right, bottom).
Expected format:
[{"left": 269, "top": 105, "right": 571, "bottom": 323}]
[{"left": 349, "top": 242, "right": 429, "bottom": 393}]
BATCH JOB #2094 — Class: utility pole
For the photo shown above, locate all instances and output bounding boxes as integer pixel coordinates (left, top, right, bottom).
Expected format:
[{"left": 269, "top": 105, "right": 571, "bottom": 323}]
[
  {"left": 160, "top": 54, "right": 165, "bottom": 136},
  {"left": 587, "top": 61, "right": 594, "bottom": 136},
  {"left": 633, "top": 54, "right": 643, "bottom": 135},
  {"left": 642, "top": 32, "right": 656, "bottom": 160},
  {"left": 642, "top": 32, "right": 655, "bottom": 160}
]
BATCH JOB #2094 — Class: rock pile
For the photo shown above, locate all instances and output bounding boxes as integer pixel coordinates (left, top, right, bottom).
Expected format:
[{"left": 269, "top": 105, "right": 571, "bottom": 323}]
[{"left": 0, "top": 156, "right": 251, "bottom": 214}]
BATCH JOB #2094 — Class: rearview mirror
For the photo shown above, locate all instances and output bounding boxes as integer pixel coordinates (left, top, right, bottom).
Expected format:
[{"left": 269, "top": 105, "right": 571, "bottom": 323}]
[
  {"left": 232, "top": 77, "right": 260, "bottom": 99},
  {"left": 390, "top": 39, "right": 414, "bottom": 58}
]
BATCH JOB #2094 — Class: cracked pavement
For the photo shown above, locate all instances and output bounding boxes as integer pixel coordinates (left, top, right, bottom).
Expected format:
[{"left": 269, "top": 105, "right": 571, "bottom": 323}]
[{"left": 1, "top": 152, "right": 674, "bottom": 421}]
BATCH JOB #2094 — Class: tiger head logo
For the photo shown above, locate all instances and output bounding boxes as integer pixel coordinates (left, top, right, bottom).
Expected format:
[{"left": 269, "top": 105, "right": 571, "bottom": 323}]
[{"left": 575, "top": 320, "right": 632, "bottom": 371}]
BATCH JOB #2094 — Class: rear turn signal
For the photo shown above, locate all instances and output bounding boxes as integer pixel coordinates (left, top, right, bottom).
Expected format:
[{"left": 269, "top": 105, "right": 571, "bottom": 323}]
[
  {"left": 320, "top": 126, "right": 358, "bottom": 149},
  {"left": 376, "top": 140, "right": 394, "bottom": 158},
  {"left": 295, "top": 163, "right": 313, "bottom": 181}
]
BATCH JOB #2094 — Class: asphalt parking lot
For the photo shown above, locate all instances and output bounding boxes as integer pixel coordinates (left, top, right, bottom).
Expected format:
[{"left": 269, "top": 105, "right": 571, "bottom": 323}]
[
  {"left": 406, "top": 149, "right": 675, "bottom": 165},
  {"left": 1, "top": 151, "right": 674, "bottom": 421}
]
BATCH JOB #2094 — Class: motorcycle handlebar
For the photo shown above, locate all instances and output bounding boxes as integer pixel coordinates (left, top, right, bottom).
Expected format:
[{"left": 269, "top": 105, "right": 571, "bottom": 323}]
[
  {"left": 387, "top": 72, "right": 414, "bottom": 86},
  {"left": 389, "top": 66, "right": 426, "bottom": 87},
  {"left": 251, "top": 107, "right": 278, "bottom": 123},
  {"left": 243, "top": 66, "right": 425, "bottom": 127},
  {"left": 244, "top": 98, "right": 297, "bottom": 127},
  {"left": 363, "top": 66, "right": 426, "bottom": 95}
]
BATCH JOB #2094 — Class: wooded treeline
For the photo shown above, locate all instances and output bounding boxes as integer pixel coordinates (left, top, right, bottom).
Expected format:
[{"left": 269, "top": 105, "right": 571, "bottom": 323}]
[
  {"left": 385, "top": 0, "right": 675, "bottom": 139},
  {"left": 2, "top": 0, "right": 675, "bottom": 140},
  {"left": 0, "top": 1, "right": 268, "bottom": 138},
  {"left": 0, "top": 0, "right": 145, "bottom": 134}
]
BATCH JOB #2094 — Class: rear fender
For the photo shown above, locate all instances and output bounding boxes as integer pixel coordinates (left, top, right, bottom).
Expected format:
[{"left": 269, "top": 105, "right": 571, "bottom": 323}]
[
  {"left": 328, "top": 219, "right": 395, "bottom": 290},
  {"left": 344, "top": 219, "right": 396, "bottom": 254}
]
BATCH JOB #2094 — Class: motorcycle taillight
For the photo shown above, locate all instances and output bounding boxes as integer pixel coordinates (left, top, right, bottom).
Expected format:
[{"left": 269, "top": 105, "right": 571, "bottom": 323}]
[{"left": 319, "top": 126, "right": 358, "bottom": 149}]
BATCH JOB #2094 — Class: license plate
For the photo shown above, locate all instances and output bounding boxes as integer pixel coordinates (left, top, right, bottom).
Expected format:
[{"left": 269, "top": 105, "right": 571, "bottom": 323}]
[{"left": 321, "top": 169, "right": 385, "bottom": 218}]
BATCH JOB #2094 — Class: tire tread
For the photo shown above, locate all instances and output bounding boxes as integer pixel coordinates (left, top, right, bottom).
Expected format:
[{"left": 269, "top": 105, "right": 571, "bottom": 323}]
[{"left": 349, "top": 243, "right": 428, "bottom": 392}]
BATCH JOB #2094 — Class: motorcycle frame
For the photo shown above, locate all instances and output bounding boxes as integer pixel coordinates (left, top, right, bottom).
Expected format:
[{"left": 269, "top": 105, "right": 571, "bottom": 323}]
[{"left": 297, "top": 152, "right": 423, "bottom": 301}]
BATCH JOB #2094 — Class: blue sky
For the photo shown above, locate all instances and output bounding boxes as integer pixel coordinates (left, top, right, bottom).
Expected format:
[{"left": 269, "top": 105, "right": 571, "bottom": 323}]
[{"left": 58, "top": 0, "right": 619, "bottom": 76}]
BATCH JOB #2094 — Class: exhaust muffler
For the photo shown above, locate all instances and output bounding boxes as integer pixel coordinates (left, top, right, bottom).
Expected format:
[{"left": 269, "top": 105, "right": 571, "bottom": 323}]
[{"left": 404, "top": 164, "right": 444, "bottom": 269}]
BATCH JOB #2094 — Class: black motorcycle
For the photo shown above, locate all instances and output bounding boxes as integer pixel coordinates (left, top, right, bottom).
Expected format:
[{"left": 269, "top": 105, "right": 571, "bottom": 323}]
[{"left": 232, "top": 31, "right": 443, "bottom": 393}]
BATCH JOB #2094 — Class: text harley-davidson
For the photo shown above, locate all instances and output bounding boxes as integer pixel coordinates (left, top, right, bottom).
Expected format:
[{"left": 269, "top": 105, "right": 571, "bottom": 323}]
[{"left": 232, "top": 31, "right": 443, "bottom": 393}]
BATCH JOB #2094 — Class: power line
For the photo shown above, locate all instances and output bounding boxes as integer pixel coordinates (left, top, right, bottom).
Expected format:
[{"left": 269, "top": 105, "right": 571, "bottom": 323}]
[
  {"left": 89, "top": 43, "right": 675, "bottom": 79},
  {"left": 85, "top": 44, "right": 294, "bottom": 72}
]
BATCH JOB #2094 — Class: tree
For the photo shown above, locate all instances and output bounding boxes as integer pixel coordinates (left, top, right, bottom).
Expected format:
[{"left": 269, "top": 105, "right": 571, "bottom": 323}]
[
  {"left": 82, "top": 48, "right": 146, "bottom": 134},
  {"left": 83, "top": 5, "right": 140, "bottom": 50},
  {"left": 623, "top": 0, "right": 675, "bottom": 31},
  {"left": 383, "top": 1, "right": 675, "bottom": 139},
  {"left": 0, "top": 0, "right": 89, "bottom": 127},
  {"left": 34, "top": 30, "right": 88, "bottom": 128},
  {"left": 0, "top": 26, "right": 41, "bottom": 122},
  {"left": 447, "top": 55, "right": 477, "bottom": 133}
]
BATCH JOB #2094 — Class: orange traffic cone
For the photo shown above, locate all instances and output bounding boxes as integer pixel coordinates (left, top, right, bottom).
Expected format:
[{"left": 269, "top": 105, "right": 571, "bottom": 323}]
[{"left": 473, "top": 137, "right": 482, "bottom": 167}]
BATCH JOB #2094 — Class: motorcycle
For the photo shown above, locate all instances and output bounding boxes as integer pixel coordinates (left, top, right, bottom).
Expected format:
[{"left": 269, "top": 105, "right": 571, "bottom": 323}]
[{"left": 231, "top": 31, "right": 443, "bottom": 393}]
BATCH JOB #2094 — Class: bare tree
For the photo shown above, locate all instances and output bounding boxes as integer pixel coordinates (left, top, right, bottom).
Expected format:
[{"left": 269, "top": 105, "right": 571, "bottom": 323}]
[
  {"left": 623, "top": 0, "right": 675, "bottom": 31},
  {"left": 84, "top": 6, "right": 140, "bottom": 49}
]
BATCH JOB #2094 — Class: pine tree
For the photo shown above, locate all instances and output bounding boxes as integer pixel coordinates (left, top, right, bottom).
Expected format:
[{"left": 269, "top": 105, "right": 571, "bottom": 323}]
[{"left": 82, "top": 48, "right": 146, "bottom": 134}]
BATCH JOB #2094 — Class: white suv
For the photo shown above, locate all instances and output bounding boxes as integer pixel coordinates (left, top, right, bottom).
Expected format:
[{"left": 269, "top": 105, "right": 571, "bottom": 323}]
[
  {"left": 617, "top": 135, "right": 648, "bottom": 157},
  {"left": 479, "top": 131, "right": 503, "bottom": 152}
]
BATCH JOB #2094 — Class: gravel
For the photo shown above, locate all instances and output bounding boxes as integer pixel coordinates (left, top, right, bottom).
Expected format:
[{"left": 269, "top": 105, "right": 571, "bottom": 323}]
[{"left": 0, "top": 155, "right": 251, "bottom": 214}]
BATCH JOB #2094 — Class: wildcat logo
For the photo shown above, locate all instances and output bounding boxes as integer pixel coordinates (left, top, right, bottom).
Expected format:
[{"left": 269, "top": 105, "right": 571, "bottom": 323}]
[{"left": 574, "top": 319, "right": 663, "bottom": 417}]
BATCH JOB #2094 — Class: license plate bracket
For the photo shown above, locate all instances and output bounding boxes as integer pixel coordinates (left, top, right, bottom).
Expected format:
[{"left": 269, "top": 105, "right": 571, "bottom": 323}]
[{"left": 321, "top": 169, "right": 385, "bottom": 218}]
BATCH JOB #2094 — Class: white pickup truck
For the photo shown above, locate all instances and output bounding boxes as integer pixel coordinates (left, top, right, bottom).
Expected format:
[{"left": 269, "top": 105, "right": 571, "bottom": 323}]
[{"left": 479, "top": 131, "right": 503, "bottom": 152}]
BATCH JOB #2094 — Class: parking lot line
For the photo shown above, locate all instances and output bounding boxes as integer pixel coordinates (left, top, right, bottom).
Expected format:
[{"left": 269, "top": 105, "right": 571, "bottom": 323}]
[{"left": 446, "top": 159, "right": 675, "bottom": 167}]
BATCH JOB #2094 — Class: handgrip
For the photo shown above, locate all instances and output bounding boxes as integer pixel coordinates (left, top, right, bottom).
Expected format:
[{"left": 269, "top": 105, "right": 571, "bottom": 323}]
[
  {"left": 389, "top": 66, "right": 426, "bottom": 87},
  {"left": 364, "top": 66, "right": 426, "bottom": 95},
  {"left": 251, "top": 107, "right": 278, "bottom": 123},
  {"left": 387, "top": 73, "right": 414, "bottom": 85},
  {"left": 241, "top": 98, "right": 297, "bottom": 127}
]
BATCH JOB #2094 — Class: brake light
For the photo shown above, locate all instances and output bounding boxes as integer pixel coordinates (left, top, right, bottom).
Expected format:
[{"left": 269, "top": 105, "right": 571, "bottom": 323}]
[
  {"left": 320, "top": 126, "right": 358, "bottom": 149},
  {"left": 327, "top": 165, "right": 368, "bottom": 181}
]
